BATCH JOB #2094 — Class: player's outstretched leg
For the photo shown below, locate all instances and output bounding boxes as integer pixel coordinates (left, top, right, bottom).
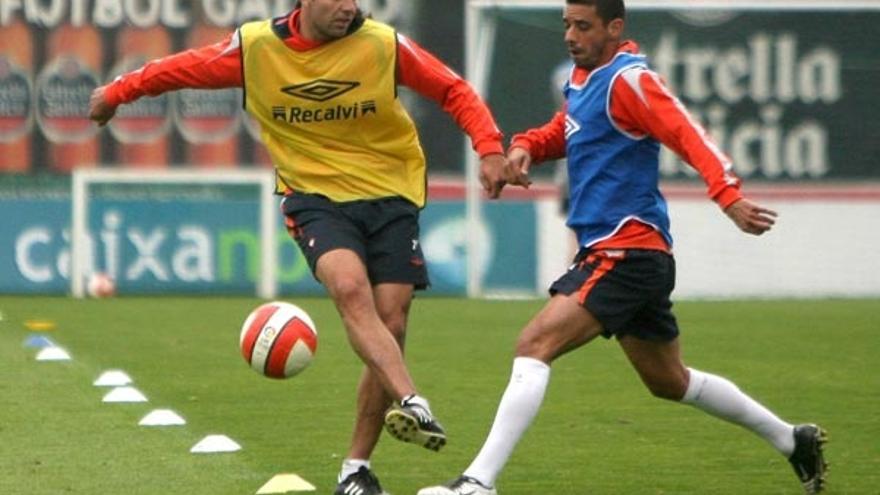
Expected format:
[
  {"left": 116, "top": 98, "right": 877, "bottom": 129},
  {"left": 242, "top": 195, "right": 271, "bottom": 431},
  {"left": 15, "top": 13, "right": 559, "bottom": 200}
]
[
  {"left": 334, "top": 466, "right": 389, "bottom": 495},
  {"left": 383, "top": 394, "right": 446, "bottom": 451},
  {"left": 788, "top": 424, "right": 828, "bottom": 494},
  {"left": 417, "top": 475, "right": 497, "bottom": 495}
]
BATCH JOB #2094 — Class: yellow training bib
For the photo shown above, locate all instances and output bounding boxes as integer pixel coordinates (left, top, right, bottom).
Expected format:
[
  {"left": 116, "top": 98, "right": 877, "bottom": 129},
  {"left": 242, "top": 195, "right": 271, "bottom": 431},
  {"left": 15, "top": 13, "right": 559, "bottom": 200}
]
[{"left": 241, "top": 18, "right": 427, "bottom": 206}]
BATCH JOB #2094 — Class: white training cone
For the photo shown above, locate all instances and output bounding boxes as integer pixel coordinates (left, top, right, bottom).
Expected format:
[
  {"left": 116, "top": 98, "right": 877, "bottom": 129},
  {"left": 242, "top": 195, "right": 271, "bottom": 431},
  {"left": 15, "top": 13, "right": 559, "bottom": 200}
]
[
  {"left": 102, "top": 386, "right": 148, "bottom": 403},
  {"left": 35, "top": 346, "right": 71, "bottom": 361},
  {"left": 256, "top": 474, "right": 317, "bottom": 493},
  {"left": 190, "top": 435, "right": 241, "bottom": 454},
  {"left": 139, "top": 409, "right": 186, "bottom": 426},
  {"left": 94, "top": 370, "right": 133, "bottom": 387}
]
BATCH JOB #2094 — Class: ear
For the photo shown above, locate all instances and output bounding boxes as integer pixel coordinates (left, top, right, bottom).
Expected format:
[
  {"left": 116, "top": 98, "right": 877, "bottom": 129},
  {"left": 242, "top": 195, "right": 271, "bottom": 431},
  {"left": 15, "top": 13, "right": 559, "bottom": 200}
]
[{"left": 607, "top": 18, "right": 624, "bottom": 38}]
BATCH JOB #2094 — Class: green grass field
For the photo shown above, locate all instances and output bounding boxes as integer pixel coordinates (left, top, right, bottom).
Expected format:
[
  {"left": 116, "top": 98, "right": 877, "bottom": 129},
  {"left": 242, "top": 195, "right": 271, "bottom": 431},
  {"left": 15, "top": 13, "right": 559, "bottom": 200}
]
[{"left": 1, "top": 296, "right": 878, "bottom": 495}]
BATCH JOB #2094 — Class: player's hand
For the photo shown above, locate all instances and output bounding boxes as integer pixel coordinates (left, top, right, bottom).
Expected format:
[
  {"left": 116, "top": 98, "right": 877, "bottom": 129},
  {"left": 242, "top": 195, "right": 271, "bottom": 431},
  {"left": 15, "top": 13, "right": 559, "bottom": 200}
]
[
  {"left": 479, "top": 153, "right": 508, "bottom": 199},
  {"left": 89, "top": 85, "right": 117, "bottom": 127},
  {"left": 724, "top": 198, "right": 778, "bottom": 235},
  {"left": 506, "top": 146, "right": 533, "bottom": 188}
]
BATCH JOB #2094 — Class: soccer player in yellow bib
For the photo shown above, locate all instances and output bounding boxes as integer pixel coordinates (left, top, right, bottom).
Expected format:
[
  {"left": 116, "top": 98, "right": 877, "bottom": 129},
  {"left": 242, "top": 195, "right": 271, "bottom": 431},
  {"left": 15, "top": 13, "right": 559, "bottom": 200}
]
[{"left": 89, "top": 1, "right": 509, "bottom": 494}]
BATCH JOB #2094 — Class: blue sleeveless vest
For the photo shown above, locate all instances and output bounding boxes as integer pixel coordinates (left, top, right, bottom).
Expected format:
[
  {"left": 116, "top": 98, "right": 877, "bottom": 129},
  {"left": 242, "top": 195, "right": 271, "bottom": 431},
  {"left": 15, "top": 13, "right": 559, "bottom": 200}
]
[{"left": 563, "top": 52, "right": 671, "bottom": 247}]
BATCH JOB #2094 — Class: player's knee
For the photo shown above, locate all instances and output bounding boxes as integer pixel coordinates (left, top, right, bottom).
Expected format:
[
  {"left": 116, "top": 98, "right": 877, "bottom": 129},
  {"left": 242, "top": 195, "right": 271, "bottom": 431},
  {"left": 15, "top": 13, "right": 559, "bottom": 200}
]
[
  {"left": 645, "top": 376, "right": 688, "bottom": 401},
  {"left": 327, "top": 276, "right": 369, "bottom": 304},
  {"left": 380, "top": 312, "right": 408, "bottom": 345},
  {"left": 514, "top": 328, "right": 555, "bottom": 361},
  {"left": 376, "top": 297, "right": 411, "bottom": 344},
  {"left": 514, "top": 335, "right": 537, "bottom": 357}
]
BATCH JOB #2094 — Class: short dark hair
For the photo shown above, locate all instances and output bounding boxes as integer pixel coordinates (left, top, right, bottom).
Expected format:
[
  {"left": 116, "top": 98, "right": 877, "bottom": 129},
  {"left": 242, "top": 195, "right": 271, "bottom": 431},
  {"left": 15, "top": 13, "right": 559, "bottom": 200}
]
[{"left": 566, "top": 0, "right": 625, "bottom": 24}]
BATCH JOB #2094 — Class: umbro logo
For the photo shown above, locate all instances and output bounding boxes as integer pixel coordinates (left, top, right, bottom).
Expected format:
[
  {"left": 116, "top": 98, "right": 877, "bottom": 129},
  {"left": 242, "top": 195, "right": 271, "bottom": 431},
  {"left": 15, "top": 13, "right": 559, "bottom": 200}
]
[
  {"left": 281, "top": 79, "right": 360, "bottom": 102},
  {"left": 564, "top": 114, "right": 581, "bottom": 139}
]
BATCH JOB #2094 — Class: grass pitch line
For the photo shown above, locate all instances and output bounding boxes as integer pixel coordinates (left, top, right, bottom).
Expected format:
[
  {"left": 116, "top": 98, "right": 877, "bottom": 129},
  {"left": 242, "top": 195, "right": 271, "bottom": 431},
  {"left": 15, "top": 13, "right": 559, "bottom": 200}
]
[
  {"left": 190, "top": 434, "right": 241, "bottom": 453},
  {"left": 102, "top": 386, "right": 148, "bottom": 403},
  {"left": 256, "top": 474, "right": 316, "bottom": 493}
]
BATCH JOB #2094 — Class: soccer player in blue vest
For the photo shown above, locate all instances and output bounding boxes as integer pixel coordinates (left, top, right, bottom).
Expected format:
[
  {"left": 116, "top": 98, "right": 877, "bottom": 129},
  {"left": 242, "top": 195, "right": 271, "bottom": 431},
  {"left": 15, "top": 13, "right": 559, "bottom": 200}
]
[{"left": 418, "top": 1, "right": 827, "bottom": 494}]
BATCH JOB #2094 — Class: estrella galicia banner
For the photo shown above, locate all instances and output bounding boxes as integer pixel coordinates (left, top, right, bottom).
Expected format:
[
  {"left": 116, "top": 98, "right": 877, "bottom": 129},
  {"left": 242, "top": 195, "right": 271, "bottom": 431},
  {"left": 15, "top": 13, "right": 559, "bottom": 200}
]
[{"left": 481, "top": 6, "right": 879, "bottom": 181}]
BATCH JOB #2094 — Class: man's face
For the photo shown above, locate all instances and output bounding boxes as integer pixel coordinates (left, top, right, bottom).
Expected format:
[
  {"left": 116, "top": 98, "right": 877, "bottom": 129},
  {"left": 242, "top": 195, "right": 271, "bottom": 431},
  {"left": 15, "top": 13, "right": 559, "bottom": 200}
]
[
  {"left": 563, "top": 4, "right": 621, "bottom": 70},
  {"left": 302, "top": 0, "right": 358, "bottom": 41}
]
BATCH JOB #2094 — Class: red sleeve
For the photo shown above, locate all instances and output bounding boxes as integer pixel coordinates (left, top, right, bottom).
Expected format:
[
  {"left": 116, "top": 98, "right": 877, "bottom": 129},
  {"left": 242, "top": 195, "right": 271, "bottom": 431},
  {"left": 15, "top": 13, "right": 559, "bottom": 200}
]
[
  {"left": 609, "top": 68, "right": 742, "bottom": 208},
  {"left": 508, "top": 109, "right": 567, "bottom": 164},
  {"left": 396, "top": 34, "right": 503, "bottom": 158},
  {"left": 104, "top": 31, "right": 243, "bottom": 107}
]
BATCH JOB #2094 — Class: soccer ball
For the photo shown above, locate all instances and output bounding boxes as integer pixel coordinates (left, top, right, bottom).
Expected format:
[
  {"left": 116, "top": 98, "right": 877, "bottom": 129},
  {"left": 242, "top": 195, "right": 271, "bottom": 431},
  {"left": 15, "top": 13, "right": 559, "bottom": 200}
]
[
  {"left": 239, "top": 301, "right": 318, "bottom": 379},
  {"left": 87, "top": 272, "right": 116, "bottom": 298}
]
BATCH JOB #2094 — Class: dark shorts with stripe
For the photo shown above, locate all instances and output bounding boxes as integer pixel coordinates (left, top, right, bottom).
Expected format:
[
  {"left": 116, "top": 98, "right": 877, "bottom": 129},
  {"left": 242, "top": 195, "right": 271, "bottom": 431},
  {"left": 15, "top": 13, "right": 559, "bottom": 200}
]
[
  {"left": 281, "top": 192, "right": 429, "bottom": 289},
  {"left": 549, "top": 248, "right": 679, "bottom": 342}
]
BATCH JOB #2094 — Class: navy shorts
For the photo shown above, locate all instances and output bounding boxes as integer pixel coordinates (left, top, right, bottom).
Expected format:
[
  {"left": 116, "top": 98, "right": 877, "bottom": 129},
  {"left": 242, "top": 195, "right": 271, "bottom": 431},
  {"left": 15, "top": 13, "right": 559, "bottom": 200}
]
[
  {"left": 549, "top": 248, "right": 679, "bottom": 342},
  {"left": 281, "top": 192, "right": 430, "bottom": 289}
]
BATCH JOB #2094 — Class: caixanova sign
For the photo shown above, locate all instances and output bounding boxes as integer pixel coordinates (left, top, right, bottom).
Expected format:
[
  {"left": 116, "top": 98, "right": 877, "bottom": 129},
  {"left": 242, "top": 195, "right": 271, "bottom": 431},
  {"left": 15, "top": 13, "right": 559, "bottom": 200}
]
[
  {"left": 9, "top": 204, "right": 320, "bottom": 294},
  {"left": 1, "top": 191, "right": 537, "bottom": 296}
]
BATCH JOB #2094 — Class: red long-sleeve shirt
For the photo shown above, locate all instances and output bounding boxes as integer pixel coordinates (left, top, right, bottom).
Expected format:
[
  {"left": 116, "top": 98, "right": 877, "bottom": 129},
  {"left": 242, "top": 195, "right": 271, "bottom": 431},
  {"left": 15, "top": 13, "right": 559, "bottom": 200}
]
[
  {"left": 511, "top": 41, "right": 742, "bottom": 251},
  {"left": 105, "top": 9, "right": 504, "bottom": 158}
]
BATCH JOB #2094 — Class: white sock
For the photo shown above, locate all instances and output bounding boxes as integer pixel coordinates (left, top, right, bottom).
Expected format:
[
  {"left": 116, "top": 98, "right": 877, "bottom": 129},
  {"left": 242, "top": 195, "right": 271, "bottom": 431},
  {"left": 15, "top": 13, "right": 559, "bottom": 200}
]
[
  {"left": 682, "top": 367, "right": 795, "bottom": 455},
  {"left": 463, "top": 357, "right": 551, "bottom": 487},
  {"left": 338, "top": 458, "right": 369, "bottom": 482},
  {"left": 402, "top": 393, "right": 432, "bottom": 415}
]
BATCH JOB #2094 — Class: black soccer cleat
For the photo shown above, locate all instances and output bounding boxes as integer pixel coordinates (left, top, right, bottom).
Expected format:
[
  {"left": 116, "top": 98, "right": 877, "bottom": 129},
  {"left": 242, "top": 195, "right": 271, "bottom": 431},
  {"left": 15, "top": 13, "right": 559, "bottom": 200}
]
[
  {"left": 384, "top": 396, "right": 447, "bottom": 451},
  {"left": 417, "top": 475, "right": 498, "bottom": 495},
  {"left": 788, "top": 424, "right": 828, "bottom": 494},
  {"left": 334, "top": 466, "right": 389, "bottom": 495}
]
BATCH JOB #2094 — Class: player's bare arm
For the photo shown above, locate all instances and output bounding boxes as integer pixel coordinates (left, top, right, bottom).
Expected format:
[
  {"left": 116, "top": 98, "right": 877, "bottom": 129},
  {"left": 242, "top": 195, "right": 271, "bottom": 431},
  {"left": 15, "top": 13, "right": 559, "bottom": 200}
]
[
  {"left": 88, "top": 85, "right": 117, "bottom": 127},
  {"left": 724, "top": 198, "right": 778, "bottom": 235}
]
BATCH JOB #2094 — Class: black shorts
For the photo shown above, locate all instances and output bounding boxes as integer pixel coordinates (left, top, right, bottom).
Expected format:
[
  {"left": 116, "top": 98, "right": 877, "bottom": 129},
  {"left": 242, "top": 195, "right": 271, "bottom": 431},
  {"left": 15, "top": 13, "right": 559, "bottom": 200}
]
[
  {"left": 549, "top": 248, "right": 679, "bottom": 342},
  {"left": 281, "top": 193, "right": 430, "bottom": 289}
]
